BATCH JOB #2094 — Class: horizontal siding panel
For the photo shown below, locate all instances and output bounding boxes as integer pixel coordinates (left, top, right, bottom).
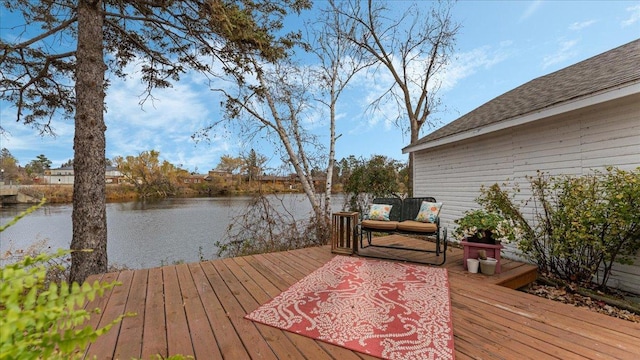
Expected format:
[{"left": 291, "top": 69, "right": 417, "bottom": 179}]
[
  {"left": 580, "top": 157, "right": 640, "bottom": 171},
  {"left": 582, "top": 147, "right": 640, "bottom": 165},
  {"left": 581, "top": 135, "right": 639, "bottom": 151},
  {"left": 581, "top": 126, "right": 640, "bottom": 144},
  {"left": 604, "top": 256, "right": 640, "bottom": 295},
  {"left": 580, "top": 101, "right": 639, "bottom": 132},
  {"left": 514, "top": 161, "right": 584, "bottom": 174},
  {"left": 512, "top": 131, "right": 581, "bottom": 150}
]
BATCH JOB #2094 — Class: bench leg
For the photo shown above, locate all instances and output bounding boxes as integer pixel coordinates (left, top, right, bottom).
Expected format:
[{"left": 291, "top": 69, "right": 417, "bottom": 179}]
[{"left": 359, "top": 229, "right": 369, "bottom": 248}]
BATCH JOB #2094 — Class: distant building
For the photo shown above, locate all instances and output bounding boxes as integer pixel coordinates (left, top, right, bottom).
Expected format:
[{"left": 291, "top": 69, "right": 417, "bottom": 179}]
[
  {"left": 43, "top": 166, "right": 74, "bottom": 184},
  {"left": 43, "top": 166, "right": 123, "bottom": 185},
  {"left": 181, "top": 174, "right": 207, "bottom": 184},
  {"left": 205, "top": 170, "right": 233, "bottom": 185}
]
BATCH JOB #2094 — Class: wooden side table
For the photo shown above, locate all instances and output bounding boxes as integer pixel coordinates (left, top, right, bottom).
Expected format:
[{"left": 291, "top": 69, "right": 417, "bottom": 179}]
[
  {"left": 462, "top": 241, "right": 504, "bottom": 274},
  {"left": 331, "top": 212, "right": 359, "bottom": 255}
]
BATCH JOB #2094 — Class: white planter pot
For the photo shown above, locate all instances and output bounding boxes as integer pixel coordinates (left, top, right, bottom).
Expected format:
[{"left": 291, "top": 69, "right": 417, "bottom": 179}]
[{"left": 467, "top": 258, "right": 480, "bottom": 273}]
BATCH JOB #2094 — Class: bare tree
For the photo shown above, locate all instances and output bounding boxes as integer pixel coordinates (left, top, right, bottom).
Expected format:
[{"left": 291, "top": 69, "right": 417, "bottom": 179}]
[
  {"left": 309, "top": 0, "right": 373, "bottom": 220},
  {"left": 218, "top": 58, "right": 326, "bottom": 221},
  {"left": 1, "top": 0, "right": 310, "bottom": 282},
  {"left": 213, "top": 0, "right": 374, "bottom": 250},
  {"left": 337, "top": 0, "right": 460, "bottom": 195},
  {"left": 218, "top": 5, "right": 371, "bottom": 248}
]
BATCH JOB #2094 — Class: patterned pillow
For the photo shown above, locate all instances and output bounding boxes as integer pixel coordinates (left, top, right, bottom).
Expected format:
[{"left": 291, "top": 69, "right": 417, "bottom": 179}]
[
  {"left": 367, "top": 204, "right": 393, "bottom": 221},
  {"left": 415, "top": 201, "right": 442, "bottom": 223}
]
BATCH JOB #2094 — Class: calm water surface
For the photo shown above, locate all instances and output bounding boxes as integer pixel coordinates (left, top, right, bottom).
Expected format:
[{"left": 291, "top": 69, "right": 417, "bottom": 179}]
[{"left": 1, "top": 195, "right": 345, "bottom": 269}]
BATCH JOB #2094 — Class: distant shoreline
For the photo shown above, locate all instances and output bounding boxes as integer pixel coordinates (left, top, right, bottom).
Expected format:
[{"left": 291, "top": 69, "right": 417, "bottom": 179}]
[{"left": 6, "top": 184, "right": 314, "bottom": 204}]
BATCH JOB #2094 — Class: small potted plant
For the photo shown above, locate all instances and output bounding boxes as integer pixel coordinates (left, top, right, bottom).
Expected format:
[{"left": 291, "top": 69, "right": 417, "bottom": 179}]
[{"left": 453, "top": 209, "right": 520, "bottom": 245}]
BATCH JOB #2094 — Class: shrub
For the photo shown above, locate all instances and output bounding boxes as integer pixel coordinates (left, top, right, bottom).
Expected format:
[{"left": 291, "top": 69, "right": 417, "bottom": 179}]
[
  {"left": 0, "top": 249, "right": 126, "bottom": 359},
  {"left": 1, "top": 200, "right": 128, "bottom": 359},
  {"left": 478, "top": 167, "right": 640, "bottom": 288},
  {"left": 216, "top": 193, "right": 329, "bottom": 258}
]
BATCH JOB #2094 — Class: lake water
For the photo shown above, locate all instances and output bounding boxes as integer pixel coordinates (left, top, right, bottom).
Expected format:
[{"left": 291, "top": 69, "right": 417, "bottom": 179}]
[{"left": 0, "top": 194, "right": 347, "bottom": 269}]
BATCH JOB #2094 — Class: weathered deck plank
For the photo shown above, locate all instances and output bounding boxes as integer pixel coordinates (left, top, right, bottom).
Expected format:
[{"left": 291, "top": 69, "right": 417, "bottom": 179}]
[
  {"left": 175, "top": 263, "right": 222, "bottom": 359},
  {"left": 81, "top": 241, "right": 640, "bottom": 359},
  {"left": 188, "top": 262, "right": 247, "bottom": 359},
  {"left": 199, "top": 260, "right": 278, "bottom": 360},
  {"left": 163, "top": 266, "right": 194, "bottom": 357},
  {"left": 86, "top": 270, "right": 133, "bottom": 359},
  {"left": 212, "top": 258, "right": 310, "bottom": 359},
  {"left": 113, "top": 269, "right": 147, "bottom": 359},
  {"left": 140, "top": 267, "right": 167, "bottom": 359}
]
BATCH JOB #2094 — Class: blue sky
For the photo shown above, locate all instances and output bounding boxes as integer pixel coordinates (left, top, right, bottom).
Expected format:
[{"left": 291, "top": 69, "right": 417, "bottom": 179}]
[{"left": 1, "top": 1, "right": 639, "bottom": 173}]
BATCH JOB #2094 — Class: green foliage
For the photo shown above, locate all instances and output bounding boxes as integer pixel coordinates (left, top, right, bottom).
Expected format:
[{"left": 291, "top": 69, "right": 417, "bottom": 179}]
[
  {"left": 25, "top": 154, "right": 52, "bottom": 177},
  {"left": 477, "top": 167, "right": 640, "bottom": 288},
  {"left": 344, "top": 155, "right": 405, "bottom": 213},
  {"left": 0, "top": 249, "right": 127, "bottom": 360},
  {"left": 114, "top": 150, "right": 188, "bottom": 199}
]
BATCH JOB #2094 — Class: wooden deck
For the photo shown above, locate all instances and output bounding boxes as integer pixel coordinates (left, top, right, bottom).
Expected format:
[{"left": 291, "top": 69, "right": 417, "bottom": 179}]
[{"left": 82, "top": 236, "right": 640, "bottom": 359}]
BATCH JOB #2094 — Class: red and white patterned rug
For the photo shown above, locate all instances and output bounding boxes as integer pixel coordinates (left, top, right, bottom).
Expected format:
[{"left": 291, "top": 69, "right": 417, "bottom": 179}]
[{"left": 245, "top": 256, "right": 455, "bottom": 360}]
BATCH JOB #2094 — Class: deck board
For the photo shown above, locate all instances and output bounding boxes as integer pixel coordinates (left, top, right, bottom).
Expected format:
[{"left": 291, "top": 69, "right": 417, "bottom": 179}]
[
  {"left": 163, "top": 266, "right": 194, "bottom": 357},
  {"left": 188, "top": 262, "right": 246, "bottom": 359},
  {"left": 140, "top": 267, "right": 167, "bottom": 359},
  {"left": 114, "top": 269, "right": 147, "bottom": 359},
  {"left": 82, "top": 238, "right": 640, "bottom": 359},
  {"left": 200, "top": 260, "right": 279, "bottom": 360},
  {"left": 86, "top": 270, "right": 134, "bottom": 360}
]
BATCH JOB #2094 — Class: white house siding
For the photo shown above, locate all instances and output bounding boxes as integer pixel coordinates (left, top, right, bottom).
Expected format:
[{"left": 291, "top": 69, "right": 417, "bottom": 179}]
[
  {"left": 412, "top": 93, "right": 640, "bottom": 293},
  {"left": 44, "top": 168, "right": 74, "bottom": 184}
]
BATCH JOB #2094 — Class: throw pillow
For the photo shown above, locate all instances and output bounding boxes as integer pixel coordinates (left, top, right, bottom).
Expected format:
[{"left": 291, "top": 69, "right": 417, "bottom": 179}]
[
  {"left": 367, "top": 204, "right": 393, "bottom": 221},
  {"left": 415, "top": 201, "right": 442, "bottom": 223}
]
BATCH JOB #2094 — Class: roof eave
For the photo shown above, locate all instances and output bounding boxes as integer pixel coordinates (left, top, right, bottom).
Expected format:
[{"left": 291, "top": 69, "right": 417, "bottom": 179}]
[{"left": 403, "top": 81, "right": 640, "bottom": 154}]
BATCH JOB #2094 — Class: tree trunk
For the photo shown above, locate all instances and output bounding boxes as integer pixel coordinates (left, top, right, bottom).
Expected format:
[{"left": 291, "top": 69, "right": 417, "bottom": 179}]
[
  {"left": 70, "top": 0, "right": 108, "bottom": 284},
  {"left": 408, "top": 120, "right": 420, "bottom": 197}
]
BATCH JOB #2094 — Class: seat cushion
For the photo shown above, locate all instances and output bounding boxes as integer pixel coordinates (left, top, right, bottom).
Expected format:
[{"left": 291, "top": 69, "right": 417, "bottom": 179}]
[
  {"left": 361, "top": 219, "right": 399, "bottom": 231},
  {"left": 396, "top": 220, "right": 437, "bottom": 233}
]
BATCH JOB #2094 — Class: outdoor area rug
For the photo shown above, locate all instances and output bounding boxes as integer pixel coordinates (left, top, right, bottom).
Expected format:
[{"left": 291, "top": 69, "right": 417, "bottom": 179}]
[{"left": 245, "top": 256, "right": 455, "bottom": 360}]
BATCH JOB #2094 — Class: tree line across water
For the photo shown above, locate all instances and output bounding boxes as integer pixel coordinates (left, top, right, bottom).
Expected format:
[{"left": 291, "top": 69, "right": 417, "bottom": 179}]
[{"left": 1, "top": 147, "right": 408, "bottom": 201}]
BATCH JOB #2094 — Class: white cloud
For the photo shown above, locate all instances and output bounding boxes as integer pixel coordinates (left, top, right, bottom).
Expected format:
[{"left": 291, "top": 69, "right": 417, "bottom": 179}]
[
  {"left": 622, "top": 4, "right": 640, "bottom": 27},
  {"left": 519, "top": 1, "right": 543, "bottom": 22},
  {"left": 101, "top": 63, "right": 231, "bottom": 171},
  {"left": 569, "top": 20, "right": 596, "bottom": 31},
  {"left": 542, "top": 39, "right": 578, "bottom": 69},
  {"left": 438, "top": 45, "right": 510, "bottom": 92}
]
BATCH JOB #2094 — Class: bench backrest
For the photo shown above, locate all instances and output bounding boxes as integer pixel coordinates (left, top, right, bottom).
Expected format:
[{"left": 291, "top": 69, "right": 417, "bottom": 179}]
[
  {"left": 372, "top": 197, "right": 403, "bottom": 221},
  {"left": 370, "top": 197, "right": 438, "bottom": 222}
]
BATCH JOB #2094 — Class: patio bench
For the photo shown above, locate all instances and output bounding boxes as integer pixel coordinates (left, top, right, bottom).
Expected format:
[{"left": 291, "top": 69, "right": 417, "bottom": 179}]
[{"left": 359, "top": 197, "right": 448, "bottom": 265}]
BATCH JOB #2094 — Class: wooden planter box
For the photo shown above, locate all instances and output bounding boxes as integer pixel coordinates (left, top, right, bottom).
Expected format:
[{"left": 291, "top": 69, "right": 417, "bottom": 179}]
[{"left": 331, "top": 212, "right": 359, "bottom": 255}]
